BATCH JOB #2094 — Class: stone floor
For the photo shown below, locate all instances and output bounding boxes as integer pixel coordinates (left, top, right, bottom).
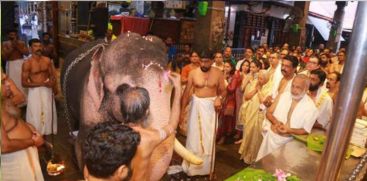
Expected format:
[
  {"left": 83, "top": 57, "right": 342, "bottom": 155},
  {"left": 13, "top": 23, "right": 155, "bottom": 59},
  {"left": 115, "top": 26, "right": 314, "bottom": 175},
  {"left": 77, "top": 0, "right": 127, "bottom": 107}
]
[{"left": 37, "top": 96, "right": 248, "bottom": 181}]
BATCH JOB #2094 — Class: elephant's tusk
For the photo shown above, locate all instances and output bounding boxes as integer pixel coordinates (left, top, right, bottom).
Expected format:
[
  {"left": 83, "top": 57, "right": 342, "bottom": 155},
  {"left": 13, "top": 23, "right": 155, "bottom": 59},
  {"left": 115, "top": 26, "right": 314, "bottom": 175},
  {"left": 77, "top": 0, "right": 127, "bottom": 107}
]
[{"left": 174, "top": 138, "right": 203, "bottom": 165}]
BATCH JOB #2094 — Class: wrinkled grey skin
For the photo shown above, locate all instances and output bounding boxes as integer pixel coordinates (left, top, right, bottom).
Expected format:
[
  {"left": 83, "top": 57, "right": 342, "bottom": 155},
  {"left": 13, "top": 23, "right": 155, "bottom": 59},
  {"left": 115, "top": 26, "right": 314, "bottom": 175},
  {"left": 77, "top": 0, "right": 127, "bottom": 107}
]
[{"left": 61, "top": 33, "right": 174, "bottom": 180}]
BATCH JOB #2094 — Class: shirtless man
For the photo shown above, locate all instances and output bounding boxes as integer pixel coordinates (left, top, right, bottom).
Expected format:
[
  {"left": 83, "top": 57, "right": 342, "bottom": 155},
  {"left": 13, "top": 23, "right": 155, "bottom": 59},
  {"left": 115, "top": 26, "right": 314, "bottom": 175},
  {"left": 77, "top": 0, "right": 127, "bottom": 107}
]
[
  {"left": 326, "top": 72, "right": 341, "bottom": 103},
  {"left": 1, "top": 78, "right": 44, "bottom": 181},
  {"left": 329, "top": 51, "right": 346, "bottom": 73},
  {"left": 1, "top": 29, "right": 29, "bottom": 96},
  {"left": 22, "top": 38, "right": 57, "bottom": 135},
  {"left": 115, "top": 72, "right": 181, "bottom": 181},
  {"left": 1, "top": 69, "right": 26, "bottom": 106},
  {"left": 181, "top": 52, "right": 226, "bottom": 176},
  {"left": 1, "top": 29, "right": 29, "bottom": 63},
  {"left": 83, "top": 121, "right": 140, "bottom": 181},
  {"left": 41, "top": 32, "right": 57, "bottom": 66}
]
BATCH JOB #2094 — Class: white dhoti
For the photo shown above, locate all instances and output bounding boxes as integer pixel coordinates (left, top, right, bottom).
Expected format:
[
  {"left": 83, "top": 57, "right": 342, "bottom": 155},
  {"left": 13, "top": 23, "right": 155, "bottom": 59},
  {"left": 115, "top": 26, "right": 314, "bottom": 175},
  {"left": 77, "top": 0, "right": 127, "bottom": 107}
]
[
  {"left": 256, "top": 129, "right": 293, "bottom": 161},
  {"left": 1, "top": 147, "right": 44, "bottom": 181},
  {"left": 6, "top": 59, "right": 28, "bottom": 100},
  {"left": 27, "top": 87, "right": 57, "bottom": 135},
  {"left": 182, "top": 95, "right": 217, "bottom": 176},
  {"left": 256, "top": 91, "right": 318, "bottom": 161}
]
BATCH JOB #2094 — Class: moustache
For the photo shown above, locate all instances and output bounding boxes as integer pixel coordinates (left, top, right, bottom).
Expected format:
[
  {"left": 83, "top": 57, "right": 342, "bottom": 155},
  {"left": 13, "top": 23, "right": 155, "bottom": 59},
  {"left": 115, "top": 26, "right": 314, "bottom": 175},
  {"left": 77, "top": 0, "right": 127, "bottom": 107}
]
[
  {"left": 200, "top": 67, "right": 210, "bottom": 72},
  {"left": 291, "top": 91, "right": 306, "bottom": 100}
]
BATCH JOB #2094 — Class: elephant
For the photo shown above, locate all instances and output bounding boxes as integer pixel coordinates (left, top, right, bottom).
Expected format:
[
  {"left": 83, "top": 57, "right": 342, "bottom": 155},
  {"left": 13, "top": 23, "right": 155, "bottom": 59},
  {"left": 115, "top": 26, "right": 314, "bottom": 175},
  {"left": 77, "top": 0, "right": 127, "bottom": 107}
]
[{"left": 61, "top": 32, "right": 201, "bottom": 180}]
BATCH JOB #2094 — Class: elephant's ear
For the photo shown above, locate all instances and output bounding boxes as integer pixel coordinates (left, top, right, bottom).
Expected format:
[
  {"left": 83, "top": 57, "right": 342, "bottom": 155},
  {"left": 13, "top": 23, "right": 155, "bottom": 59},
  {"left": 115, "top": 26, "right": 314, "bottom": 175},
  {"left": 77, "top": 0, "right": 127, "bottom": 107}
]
[{"left": 87, "top": 46, "right": 105, "bottom": 110}]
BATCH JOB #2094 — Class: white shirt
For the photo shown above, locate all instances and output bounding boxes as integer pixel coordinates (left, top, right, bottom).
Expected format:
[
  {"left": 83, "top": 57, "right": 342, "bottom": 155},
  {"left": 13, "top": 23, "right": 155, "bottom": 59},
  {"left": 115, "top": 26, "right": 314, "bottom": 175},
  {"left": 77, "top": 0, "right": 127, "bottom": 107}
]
[
  {"left": 312, "top": 88, "right": 333, "bottom": 130},
  {"left": 236, "top": 59, "right": 245, "bottom": 70}
]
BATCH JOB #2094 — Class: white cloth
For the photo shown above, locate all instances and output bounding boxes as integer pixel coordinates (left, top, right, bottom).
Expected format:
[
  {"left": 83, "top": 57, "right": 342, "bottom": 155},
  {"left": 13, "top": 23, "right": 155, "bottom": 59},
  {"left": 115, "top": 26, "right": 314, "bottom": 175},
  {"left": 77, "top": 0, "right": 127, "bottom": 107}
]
[
  {"left": 236, "top": 59, "right": 245, "bottom": 70},
  {"left": 314, "top": 88, "right": 333, "bottom": 130},
  {"left": 6, "top": 59, "right": 28, "bottom": 100},
  {"left": 27, "top": 87, "right": 57, "bottom": 135},
  {"left": 270, "top": 67, "right": 291, "bottom": 99},
  {"left": 268, "top": 64, "right": 282, "bottom": 84},
  {"left": 182, "top": 95, "right": 217, "bottom": 176},
  {"left": 256, "top": 91, "right": 318, "bottom": 161},
  {"left": 1, "top": 146, "right": 44, "bottom": 181}
]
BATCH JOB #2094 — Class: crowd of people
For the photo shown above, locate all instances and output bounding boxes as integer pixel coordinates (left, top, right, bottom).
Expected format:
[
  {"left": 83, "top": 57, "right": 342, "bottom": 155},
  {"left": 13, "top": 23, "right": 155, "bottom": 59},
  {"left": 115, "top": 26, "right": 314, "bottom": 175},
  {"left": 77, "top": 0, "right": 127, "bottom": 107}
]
[
  {"left": 175, "top": 42, "right": 347, "bottom": 168},
  {"left": 1, "top": 29, "right": 58, "bottom": 181},
  {"left": 2, "top": 27, "right": 366, "bottom": 181}
]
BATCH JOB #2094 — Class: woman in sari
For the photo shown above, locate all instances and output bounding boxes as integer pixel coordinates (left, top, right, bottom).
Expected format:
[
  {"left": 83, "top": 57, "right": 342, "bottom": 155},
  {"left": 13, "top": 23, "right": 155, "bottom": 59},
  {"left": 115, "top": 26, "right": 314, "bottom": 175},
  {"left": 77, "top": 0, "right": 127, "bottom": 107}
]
[
  {"left": 238, "top": 69, "right": 272, "bottom": 164},
  {"left": 217, "top": 62, "right": 238, "bottom": 144},
  {"left": 234, "top": 60, "right": 251, "bottom": 140}
]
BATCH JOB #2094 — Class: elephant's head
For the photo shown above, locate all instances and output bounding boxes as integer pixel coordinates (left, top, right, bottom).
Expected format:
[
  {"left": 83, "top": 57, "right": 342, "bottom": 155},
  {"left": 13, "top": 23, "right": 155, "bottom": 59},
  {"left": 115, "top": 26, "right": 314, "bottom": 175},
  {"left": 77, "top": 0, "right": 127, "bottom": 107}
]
[
  {"left": 66, "top": 33, "right": 201, "bottom": 180},
  {"left": 78, "top": 33, "right": 175, "bottom": 180},
  {"left": 83, "top": 33, "right": 172, "bottom": 129}
]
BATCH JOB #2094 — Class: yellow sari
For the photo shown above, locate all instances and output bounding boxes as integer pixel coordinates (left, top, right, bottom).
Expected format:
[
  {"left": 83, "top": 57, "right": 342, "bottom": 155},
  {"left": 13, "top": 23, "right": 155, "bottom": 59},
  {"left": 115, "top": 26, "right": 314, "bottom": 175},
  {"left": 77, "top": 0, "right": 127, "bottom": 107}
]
[{"left": 238, "top": 80, "right": 272, "bottom": 164}]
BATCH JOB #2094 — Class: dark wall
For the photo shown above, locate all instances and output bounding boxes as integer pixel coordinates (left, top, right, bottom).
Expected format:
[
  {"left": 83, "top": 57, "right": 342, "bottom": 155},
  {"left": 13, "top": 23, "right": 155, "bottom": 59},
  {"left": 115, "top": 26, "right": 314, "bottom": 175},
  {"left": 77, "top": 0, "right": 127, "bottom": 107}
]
[
  {"left": 1, "top": 2, "right": 16, "bottom": 41},
  {"left": 90, "top": 7, "right": 108, "bottom": 39},
  {"left": 77, "top": 2, "right": 91, "bottom": 31}
]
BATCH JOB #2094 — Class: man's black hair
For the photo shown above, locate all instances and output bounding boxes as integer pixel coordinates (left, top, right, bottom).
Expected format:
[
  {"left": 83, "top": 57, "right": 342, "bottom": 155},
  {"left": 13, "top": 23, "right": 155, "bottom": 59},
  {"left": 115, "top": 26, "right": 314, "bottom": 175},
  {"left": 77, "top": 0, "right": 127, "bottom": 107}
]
[
  {"left": 200, "top": 50, "right": 213, "bottom": 60},
  {"left": 310, "top": 69, "right": 327, "bottom": 83},
  {"left": 83, "top": 121, "right": 140, "bottom": 178},
  {"left": 284, "top": 55, "right": 299, "bottom": 68},
  {"left": 42, "top": 32, "right": 50, "bottom": 37},
  {"left": 7, "top": 29, "right": 17, "bottom": 34},
  {"left": 28, "top": 38, "right": 42, "bottom": 47}
]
